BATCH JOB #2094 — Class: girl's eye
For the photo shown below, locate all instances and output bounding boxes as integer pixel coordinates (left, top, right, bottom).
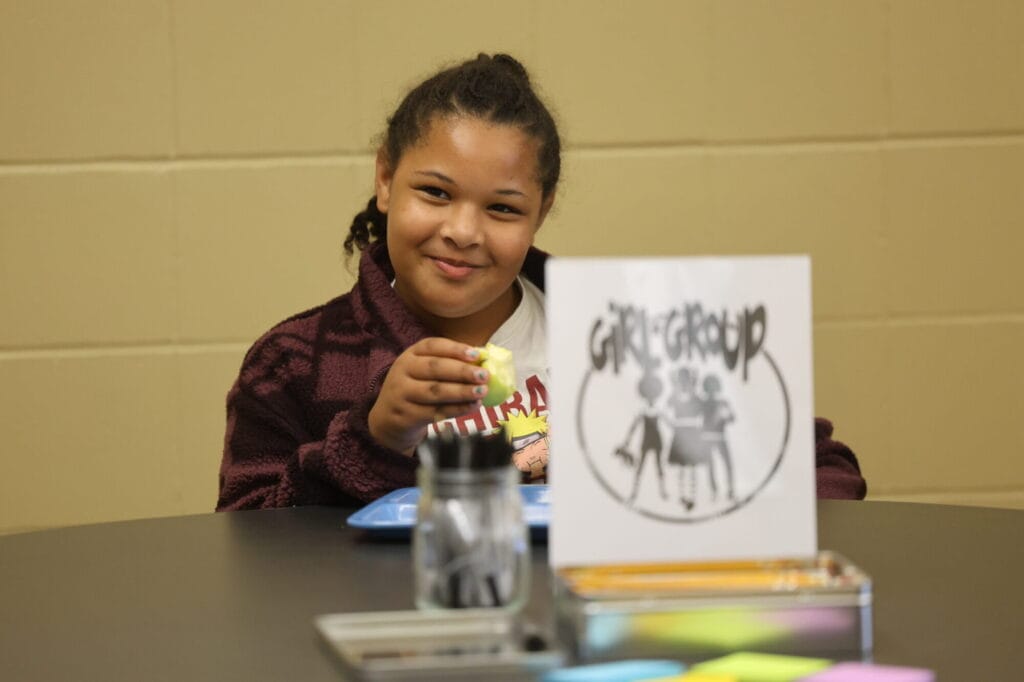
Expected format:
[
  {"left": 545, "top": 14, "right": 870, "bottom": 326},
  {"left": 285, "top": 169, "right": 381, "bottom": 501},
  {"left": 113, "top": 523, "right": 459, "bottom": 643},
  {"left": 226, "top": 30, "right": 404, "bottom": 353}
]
[
  {"left": 417, "top": 185, "right": 449, "bottom": 200},
  {"left": 489, "top": 203, "right": 523, "bottom": 215}
]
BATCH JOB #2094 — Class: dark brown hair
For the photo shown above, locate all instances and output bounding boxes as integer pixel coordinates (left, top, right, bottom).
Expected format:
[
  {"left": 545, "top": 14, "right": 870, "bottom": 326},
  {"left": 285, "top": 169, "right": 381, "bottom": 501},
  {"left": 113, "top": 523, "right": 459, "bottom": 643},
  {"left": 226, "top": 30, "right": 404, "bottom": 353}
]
[{"left": 343, "top": 53, "right": 561, "bottom": 254}]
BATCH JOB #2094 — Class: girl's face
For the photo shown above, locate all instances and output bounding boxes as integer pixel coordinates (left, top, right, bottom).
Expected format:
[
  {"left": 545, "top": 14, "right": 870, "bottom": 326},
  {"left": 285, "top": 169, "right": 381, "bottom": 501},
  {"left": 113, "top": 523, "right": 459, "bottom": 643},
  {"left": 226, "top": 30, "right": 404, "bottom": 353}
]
[{"left": 376, "top": 116, "right": 553, "bottom": 337}]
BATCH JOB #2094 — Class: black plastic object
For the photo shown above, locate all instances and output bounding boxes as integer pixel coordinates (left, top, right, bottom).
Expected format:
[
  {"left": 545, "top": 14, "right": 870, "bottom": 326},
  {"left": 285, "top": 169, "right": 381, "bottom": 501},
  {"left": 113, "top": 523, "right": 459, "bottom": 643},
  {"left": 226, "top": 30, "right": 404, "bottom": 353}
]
[{"left": 428, "top": 429, "right": 514, "bottom": 470}]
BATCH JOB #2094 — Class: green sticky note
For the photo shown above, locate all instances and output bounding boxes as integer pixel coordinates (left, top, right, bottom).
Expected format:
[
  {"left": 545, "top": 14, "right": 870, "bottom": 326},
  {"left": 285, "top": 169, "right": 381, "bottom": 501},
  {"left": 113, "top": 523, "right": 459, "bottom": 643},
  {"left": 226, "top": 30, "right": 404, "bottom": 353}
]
[{"left": 692, "top": 652, "right": 832, "bottom": 681}]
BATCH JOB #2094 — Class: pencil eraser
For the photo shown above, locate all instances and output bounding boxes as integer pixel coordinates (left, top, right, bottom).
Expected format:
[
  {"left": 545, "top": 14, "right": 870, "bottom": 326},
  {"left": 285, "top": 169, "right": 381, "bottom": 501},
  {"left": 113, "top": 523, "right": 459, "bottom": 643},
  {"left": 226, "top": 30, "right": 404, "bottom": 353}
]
[
  {"left": 541, "top": 659, "right": 685, "bottom": 681},
  {"left": 692, "top": 652, "right": 832, "bottom": 681},
  {"left": 799, "top": 662, "right": 935, "bottom": 681}
]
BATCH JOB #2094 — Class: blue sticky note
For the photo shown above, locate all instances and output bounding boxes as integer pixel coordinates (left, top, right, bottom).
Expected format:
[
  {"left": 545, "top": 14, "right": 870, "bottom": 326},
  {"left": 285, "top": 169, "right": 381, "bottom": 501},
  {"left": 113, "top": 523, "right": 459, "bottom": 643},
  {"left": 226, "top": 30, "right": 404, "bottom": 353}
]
[{"left": 542, "top": 659, "right": 686, "bottom": 682}]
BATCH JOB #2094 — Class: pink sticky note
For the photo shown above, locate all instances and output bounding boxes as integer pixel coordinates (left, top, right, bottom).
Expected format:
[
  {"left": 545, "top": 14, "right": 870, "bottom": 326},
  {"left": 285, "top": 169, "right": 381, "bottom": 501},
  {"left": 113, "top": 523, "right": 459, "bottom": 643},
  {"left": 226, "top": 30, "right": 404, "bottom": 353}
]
[{"left": 800, "top": 662, "right": 935, "bottom": 681}]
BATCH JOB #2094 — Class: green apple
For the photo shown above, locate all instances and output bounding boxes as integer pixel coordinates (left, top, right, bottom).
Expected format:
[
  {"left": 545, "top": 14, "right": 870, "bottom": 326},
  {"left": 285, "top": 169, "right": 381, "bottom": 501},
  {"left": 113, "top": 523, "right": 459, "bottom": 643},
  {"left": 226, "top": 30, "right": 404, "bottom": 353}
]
[{"left": 479, "top": 343, "right": 515, "bottom": 407}]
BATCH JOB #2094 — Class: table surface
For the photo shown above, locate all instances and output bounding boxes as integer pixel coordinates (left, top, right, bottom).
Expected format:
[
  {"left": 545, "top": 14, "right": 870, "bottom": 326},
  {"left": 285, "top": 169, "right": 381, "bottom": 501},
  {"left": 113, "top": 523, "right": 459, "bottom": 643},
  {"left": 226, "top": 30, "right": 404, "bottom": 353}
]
[{"left": 1, "top": 500, "right": 1021, "bottom": 681}]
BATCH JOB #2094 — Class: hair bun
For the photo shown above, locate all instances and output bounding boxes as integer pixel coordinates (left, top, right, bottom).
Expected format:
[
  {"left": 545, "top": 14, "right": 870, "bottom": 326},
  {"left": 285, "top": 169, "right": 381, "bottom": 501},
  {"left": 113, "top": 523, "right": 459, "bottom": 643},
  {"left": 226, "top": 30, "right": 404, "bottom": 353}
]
[{"left": 489, "top": 53, "right": 531, "bottom": 83}]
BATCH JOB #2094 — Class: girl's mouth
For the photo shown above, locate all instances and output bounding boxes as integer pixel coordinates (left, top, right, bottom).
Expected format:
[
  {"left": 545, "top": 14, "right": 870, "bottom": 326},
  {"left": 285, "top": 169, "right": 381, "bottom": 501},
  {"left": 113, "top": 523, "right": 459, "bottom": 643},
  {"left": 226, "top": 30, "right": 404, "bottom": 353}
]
[{"left": 431, "top": 256, "right": 480, "bottom": 280}]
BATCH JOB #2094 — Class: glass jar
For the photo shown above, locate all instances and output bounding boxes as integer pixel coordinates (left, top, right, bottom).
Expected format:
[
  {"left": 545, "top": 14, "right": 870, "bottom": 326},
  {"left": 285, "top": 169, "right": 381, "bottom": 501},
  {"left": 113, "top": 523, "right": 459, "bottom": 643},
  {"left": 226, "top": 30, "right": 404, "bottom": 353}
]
[{"left": 413, "top": 432, "right": 530, "bottom": 612}]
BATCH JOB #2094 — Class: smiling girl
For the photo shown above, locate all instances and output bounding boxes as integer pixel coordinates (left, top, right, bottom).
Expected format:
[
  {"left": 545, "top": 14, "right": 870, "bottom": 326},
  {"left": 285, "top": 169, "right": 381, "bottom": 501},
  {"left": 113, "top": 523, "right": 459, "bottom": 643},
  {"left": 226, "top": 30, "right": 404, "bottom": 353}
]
[
  {"left": 217, "top": 54, "right": 866, "bottom": 512},
  {"left": 217, "top": 55, "right": 559, "bottom": 509}
]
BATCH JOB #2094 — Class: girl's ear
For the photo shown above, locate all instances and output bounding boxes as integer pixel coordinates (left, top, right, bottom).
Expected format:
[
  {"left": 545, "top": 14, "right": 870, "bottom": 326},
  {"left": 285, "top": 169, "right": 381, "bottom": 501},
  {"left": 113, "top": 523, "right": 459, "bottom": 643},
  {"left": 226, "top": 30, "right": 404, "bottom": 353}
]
[{"left": 374, "top": 150, "right": 393, "bottom": 213}]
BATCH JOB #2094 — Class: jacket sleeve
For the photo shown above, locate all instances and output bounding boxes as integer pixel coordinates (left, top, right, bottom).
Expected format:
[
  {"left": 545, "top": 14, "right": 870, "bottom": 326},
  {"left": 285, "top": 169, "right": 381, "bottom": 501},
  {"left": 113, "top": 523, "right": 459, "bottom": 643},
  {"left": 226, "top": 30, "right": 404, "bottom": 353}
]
[
  {"left": 216, "top": 349, "right": 416, "bottom": 511},
  {"left": 814, "top": 417, "right": 867, "bottom": 500}
]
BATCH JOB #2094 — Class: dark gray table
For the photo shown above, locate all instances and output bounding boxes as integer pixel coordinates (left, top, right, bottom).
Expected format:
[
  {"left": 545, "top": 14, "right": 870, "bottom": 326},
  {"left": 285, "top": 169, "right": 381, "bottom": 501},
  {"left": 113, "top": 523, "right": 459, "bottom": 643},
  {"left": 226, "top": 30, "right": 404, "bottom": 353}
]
[{"left": 1, "top": 501, "right": 1020, "bottom": 680}]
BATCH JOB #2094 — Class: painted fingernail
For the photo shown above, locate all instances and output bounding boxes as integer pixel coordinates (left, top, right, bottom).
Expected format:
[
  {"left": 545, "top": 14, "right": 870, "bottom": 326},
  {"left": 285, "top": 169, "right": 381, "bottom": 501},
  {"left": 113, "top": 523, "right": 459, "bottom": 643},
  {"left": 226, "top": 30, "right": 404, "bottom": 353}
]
[
  {"left": 465, "top": 347, "right": 481, "bottom": 360},
  {"left": 475, "top": 369, "right": 488, "bottom": 381},
  {"left": 474, "top": 385, "right": 487, "bottom": 396}
]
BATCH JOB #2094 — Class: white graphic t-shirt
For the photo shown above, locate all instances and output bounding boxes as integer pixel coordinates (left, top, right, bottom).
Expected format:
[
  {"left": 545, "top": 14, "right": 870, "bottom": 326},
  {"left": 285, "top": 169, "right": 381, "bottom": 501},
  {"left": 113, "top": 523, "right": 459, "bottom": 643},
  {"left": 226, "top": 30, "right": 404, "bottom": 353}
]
[{"left": 427, "top": 277, "right": 550, "bottom": 480}]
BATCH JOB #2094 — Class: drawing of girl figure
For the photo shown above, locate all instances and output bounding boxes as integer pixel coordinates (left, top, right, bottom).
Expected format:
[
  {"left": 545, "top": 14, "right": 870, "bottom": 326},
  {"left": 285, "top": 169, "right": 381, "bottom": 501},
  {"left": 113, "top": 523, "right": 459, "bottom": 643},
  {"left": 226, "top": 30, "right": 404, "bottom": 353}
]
[
  {"left": 614, "top": 368, "right": 668, "bottom": 504},
  {"left": 666, "top": 366, "right": 711, "bottom": 511},
  {"left": 700, "top": 374, "right": 736, "bottom": 501}
]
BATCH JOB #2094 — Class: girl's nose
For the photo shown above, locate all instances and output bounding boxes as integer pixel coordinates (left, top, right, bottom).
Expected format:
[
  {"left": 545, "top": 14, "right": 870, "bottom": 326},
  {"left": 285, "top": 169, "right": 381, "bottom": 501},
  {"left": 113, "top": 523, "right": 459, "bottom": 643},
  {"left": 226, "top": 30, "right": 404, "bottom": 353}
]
[{"left": 440, "top": 204, "right": 483, "bottom": 248}]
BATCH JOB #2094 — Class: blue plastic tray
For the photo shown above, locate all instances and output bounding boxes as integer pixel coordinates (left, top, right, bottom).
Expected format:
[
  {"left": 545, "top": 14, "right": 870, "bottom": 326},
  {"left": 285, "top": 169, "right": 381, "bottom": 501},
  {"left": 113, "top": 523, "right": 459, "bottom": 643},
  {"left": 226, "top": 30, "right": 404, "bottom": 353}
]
[{"left": 346, "top": 485, "right": 550, "bottom": 539}]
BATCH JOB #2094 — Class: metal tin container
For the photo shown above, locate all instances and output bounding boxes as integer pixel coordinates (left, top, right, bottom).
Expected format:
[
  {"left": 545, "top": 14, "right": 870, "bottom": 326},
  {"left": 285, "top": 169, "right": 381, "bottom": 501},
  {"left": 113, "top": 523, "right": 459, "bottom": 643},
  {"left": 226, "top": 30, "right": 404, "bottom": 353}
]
[
  {"left": 553, "top": 551, "right": 872, "bottom": 664},
  {"left": 315, "top": 609, "right": 562, "bottom": 681}
]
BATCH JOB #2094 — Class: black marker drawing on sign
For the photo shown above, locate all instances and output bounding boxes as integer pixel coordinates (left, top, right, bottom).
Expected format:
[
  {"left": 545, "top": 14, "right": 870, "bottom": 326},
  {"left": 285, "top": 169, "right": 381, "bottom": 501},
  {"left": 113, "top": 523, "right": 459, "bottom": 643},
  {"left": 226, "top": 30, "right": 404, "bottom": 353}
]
[
  {"left": 614, "top": 367, "right": 668, "bottom": 505},
  {"left": 577, "top": 300, "right": 789, "bottom": 523}
]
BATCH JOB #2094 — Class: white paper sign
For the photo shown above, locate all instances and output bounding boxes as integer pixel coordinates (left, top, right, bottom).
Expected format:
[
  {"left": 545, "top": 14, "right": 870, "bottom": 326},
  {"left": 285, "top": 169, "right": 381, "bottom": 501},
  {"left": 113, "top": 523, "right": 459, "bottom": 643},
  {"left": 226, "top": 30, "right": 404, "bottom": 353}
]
[{"left": 547, "top": 257, "right": 817, "bottom": 568}]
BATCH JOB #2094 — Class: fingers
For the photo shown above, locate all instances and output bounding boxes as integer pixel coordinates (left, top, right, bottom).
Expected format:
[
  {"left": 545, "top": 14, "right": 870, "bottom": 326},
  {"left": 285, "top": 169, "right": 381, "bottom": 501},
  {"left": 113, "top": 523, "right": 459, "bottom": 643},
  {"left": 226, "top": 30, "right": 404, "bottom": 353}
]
[
  {"left": 429, "top": 400, "right": 482, "bottom": 423},
  {"left": 402, "top": 338, "right": 490, "bottom": 407},
  {"left": 370, "top": 338, "right": 495, "bottom": 453},
  {"left": 406, "top": 354, "right": 487, "bottom": 385},
  {"left": 406, "top": 375, "right": 488, "bottom": 408},
  {"left": 411, "top": 337, "right": 483, "bottom": 364}
]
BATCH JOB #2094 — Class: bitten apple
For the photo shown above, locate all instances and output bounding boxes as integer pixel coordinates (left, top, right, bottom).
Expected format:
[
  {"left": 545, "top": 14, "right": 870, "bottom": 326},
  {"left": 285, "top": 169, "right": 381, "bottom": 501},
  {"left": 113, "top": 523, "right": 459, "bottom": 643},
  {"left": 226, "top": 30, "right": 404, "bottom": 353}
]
[{"left": 478, "top": 343, "right": 515, "bottom": 407}]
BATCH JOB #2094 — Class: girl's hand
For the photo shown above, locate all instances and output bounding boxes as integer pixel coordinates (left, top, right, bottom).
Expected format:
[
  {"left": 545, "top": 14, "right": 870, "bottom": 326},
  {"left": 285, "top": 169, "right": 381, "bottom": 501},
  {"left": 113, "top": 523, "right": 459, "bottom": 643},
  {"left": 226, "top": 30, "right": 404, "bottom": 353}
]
[{"left": 368, "top": 338, "right": 490, "bottom": 455}]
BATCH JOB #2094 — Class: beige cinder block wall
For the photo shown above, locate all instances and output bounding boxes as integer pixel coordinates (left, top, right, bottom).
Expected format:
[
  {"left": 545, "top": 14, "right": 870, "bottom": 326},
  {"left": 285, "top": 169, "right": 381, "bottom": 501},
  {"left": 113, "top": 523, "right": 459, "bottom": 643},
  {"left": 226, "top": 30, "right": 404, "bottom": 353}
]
[{"left": 1, "top": 1, "right": 1022, "bottom": 533}]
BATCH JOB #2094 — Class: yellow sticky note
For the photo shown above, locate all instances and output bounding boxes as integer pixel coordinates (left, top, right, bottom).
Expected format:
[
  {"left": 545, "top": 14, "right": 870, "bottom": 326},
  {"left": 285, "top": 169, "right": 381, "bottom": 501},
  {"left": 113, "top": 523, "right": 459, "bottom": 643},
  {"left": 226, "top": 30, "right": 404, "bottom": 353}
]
[
  {"left": 646, "top": 674, "right": 737, "bottom": 682},
  {"left": 693, "top": 652, "right": 832, "bottom": 681}
]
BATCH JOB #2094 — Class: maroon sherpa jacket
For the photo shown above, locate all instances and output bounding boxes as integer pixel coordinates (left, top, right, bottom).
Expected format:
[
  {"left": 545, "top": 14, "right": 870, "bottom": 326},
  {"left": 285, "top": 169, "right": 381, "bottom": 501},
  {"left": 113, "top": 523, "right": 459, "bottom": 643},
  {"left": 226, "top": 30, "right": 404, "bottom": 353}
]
[{"left": 217, "top": 243, "right": 866, "bottom": 511}]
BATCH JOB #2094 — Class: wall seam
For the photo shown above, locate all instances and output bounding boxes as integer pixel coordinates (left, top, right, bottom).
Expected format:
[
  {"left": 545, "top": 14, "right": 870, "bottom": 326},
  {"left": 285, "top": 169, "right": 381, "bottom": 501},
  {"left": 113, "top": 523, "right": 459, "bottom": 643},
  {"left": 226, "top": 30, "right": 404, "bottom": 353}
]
[
  {"left": 815, "top": 313, "right": 1024, "bottom": 328},
  {"left": 3, "top": 132, "right": 1024, "bottom": 172},
  {"left": 0, "top": 342, "right": 250, "bottom": 361},
  {"left": 871, "top": 485, "right": 1024, "bottom": 496}
]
